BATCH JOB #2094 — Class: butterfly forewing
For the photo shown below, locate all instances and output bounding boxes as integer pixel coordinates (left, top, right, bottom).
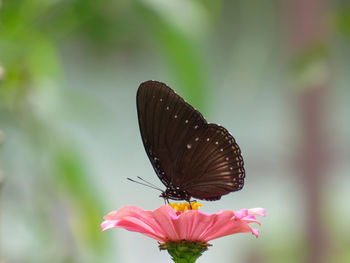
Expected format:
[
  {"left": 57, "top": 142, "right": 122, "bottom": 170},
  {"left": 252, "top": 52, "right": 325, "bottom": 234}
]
[
  {"left": 137, "top": 81, "right": 206, "bottom": 187},
  {"left": 137, "top": 80, "right": 245, "bottom": 201}
]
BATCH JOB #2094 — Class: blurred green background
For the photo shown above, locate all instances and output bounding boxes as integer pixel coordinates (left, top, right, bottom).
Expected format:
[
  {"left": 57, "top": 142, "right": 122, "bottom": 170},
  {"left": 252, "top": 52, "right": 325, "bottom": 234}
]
[{"left": 1, "top": 0, "right": 349, "bottom": 262}]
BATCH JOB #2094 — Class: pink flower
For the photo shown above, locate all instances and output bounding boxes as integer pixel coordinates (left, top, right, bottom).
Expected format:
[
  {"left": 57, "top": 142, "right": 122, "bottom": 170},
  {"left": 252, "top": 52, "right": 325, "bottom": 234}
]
[{"left": 101, "top": 205, "right": 265, "bottom": 243}]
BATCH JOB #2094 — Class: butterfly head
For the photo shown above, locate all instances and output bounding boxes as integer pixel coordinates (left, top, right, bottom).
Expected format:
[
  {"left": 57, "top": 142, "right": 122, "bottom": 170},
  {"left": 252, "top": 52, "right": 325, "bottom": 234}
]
[{"left": 160, "top": 185, "right": 191, "bottom": 202}]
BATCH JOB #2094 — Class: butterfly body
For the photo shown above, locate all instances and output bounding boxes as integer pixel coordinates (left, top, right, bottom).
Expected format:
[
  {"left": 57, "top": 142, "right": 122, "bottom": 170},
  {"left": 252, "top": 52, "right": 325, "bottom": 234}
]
[
  {"left": 137, "top": 80, "right": 245, "bottom": 202},
  {"left": 160, "top": 186, "right": 191, "bottom": 201}
]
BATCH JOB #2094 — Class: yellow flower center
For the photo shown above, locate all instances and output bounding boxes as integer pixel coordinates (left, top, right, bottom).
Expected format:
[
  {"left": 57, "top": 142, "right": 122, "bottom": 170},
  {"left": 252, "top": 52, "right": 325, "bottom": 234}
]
[{"left": 169, "top": 202, "right": 202, "bottom": 212}]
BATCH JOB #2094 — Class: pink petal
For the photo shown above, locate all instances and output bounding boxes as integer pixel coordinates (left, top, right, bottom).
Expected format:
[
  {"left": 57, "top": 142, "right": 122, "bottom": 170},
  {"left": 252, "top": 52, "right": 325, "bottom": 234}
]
[
  {"left": 251, "top": 228, "right": 260, "bottom": 238},
  {"left": 200, "top": 212, "right": 254, "bottom": 241},
  {"left": 233, "top": 209, "right": 249, "bottom": 219},
  {"left": 111, "top": 219, "right": 165, "bottom": 241},
  {"left": 101, "top": 206, "right": 168, "bottom": 242},
  {"left": 198, "top": 210, "right": 235, "bottom": 241},
  {"left": 174, "top": 210, "right": 213, "bottom": 241},
  {"left": 248, "top": 208, "right": 266, "bottom": 217},
  {"left": 101, "top": 220, "right": 118, "bottom": 231},
  {"left": 151, "top": 206, "right": 181, "bottom": 241}
]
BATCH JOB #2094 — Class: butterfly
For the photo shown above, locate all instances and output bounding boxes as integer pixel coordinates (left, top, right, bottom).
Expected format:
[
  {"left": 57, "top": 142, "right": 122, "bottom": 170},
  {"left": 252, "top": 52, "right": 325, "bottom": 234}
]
[{"left": 135, "top": 80, "right": 245, "bottom": 202}]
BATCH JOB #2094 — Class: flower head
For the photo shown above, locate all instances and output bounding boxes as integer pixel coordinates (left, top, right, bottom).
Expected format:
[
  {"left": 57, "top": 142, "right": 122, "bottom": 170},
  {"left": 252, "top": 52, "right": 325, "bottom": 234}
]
[
  {"left": 101, "top": 203, "right": 265, "bottom": 243},
  {"left": 168, "top": 201, "right": 203, "bottom": 214}
]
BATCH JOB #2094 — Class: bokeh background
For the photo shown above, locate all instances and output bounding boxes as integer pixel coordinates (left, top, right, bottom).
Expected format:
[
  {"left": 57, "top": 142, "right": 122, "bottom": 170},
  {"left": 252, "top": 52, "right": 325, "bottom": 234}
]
[{"left": 1, "top": 0, "right": 349, "bottom": 262}]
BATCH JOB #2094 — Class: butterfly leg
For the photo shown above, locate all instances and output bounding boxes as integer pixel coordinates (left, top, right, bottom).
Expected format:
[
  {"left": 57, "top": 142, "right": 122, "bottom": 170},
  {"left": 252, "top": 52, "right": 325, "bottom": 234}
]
[
  {"left": 189, "top": 199, "right": 198, "bottom": 209},
  {"left": 186, "top": 199, "right": 192, "bottom": 209}
]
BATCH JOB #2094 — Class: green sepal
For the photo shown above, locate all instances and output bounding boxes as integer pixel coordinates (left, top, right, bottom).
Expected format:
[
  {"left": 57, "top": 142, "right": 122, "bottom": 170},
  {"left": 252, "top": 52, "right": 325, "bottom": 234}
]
[{"left": 159, "top": 240, "right": 211, "bottom": 263}]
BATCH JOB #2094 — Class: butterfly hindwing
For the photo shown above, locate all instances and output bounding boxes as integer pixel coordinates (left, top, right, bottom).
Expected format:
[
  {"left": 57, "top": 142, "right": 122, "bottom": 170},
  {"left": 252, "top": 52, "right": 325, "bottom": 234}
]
[{"left": 180, "top": 124, "right": 245, "bottom": 200}]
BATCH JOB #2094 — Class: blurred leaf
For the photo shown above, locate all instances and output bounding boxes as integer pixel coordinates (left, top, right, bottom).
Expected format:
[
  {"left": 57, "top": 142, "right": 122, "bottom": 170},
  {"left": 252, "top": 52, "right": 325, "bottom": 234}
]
[
  {"left": 334, "top": 8, "right": 350, "bottom": 36},
  {"left": 290, "top": 42, "right": 330, "bottom": 90},
  {"left": 27, "top": 37, "right": 61, "bottom": 82},
  {"left": 195, "top": 0, "right": 222, "bottom": 18},
  {"left": 0, "top": 130, "right": 3, "bottom": 194},
  {"left": 136, "top": 1, "right": 210, "bottom": 114},
  {"left": 0, "top": 1, "right": 61, "bottom": 110},
  {"left": 53, "top": 147, "right": 110, "bottom": 259}
]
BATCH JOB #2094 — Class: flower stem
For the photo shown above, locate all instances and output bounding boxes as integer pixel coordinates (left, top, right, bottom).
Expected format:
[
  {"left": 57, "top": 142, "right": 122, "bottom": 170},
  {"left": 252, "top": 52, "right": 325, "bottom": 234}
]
[{"left": 159, "top": 241, "right": 210, "bottom": 263}]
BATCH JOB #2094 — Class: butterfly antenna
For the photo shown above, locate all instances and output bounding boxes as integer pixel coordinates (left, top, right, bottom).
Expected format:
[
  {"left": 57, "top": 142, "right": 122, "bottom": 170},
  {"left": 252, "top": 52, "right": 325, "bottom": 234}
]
[
  {"left": 127, "top": 177, "right": 163, "bottom": 192},
  {"left": 136, "top": 176, "right": 162, "bottom": 190}
]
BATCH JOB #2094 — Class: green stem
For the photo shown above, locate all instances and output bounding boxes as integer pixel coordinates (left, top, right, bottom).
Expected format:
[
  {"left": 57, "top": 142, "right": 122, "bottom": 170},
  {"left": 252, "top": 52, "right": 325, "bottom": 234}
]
[{"left": 159, "top": 241, "right": 210, "bottom": 263}]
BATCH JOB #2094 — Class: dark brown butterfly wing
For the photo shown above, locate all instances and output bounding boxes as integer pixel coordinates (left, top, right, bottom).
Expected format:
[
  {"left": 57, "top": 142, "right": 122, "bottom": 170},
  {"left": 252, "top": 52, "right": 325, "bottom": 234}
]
[
  {"left": 137, "top": 80, "right": 245, "bottom": 201},
  {"left": 137, "top": 80, "right": 207, "bottom": 187},
  {"left": 179, "top": 124, "right": 245, "bottom": 200}
]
